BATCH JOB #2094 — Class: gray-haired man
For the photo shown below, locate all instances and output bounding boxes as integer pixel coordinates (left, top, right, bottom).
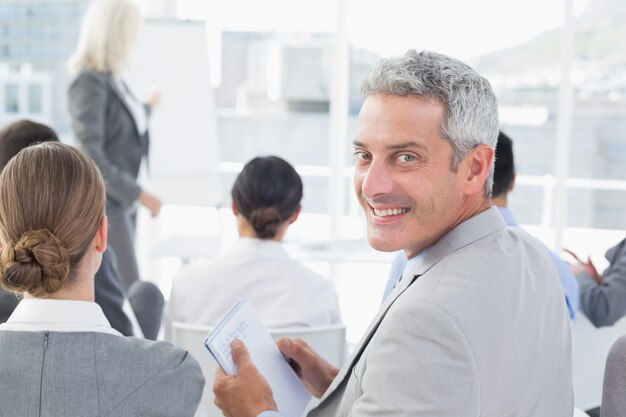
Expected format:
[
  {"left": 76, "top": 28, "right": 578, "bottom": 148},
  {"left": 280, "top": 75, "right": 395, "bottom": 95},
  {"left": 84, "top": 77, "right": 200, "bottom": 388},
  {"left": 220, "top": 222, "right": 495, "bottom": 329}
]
[{"left": 213, "top": 50, "right": 573, "bottom": 417}]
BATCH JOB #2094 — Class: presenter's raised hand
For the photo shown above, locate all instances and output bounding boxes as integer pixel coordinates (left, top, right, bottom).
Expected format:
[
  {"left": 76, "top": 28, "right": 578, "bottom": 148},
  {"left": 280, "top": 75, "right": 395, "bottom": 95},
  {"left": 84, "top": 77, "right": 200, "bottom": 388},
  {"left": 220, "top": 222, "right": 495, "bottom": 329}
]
[
  {"left": 147, "top": 89, "right": 161, "bottom": 111},
  {"left": 564, "top": 248, "right": 602, "bottom": 284},
  {"left": 580, "top": 256, "right": 602, "bottom": 284},
  {"left": 277, "top": 337, "right": 339, "bottom": 398},
  {"left": 213, "top": 339, "right": 277, "bottom": 417},
  {"left": 138, "top": 190, "right": 162, "bottom": 217}
]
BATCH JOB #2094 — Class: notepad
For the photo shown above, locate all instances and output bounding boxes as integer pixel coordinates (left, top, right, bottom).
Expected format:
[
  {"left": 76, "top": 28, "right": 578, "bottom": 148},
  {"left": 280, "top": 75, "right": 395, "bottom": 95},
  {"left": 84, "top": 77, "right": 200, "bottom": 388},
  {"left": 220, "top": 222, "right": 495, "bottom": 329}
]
[{"left": 205, "top": 299, "right": 312, "bottom": 417}]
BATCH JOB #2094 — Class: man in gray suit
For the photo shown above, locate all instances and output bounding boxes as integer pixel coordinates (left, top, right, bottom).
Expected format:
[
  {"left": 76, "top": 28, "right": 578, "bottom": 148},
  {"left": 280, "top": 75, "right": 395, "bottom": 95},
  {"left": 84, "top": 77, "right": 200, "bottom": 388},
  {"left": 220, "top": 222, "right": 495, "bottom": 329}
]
[{"left": 213, "top": 50, "right": 573, "bottom": 416}]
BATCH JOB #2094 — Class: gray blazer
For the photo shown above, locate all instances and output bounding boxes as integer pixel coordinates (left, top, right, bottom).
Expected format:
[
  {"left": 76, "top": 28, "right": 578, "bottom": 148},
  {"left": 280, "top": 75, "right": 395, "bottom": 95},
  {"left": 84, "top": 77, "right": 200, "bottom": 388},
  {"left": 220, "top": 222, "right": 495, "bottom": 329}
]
[
  {"left": 68, "top": 70, "right": 149, "bottom": 208},
  {"left": 0, "top": 331, "right": 204, "bottom": 416},
  {"left": 577, "top": 238, "right": 626, "bottom": 327},
  {"left": 309, "top": 207, "right": 573, "bottom": 417}
]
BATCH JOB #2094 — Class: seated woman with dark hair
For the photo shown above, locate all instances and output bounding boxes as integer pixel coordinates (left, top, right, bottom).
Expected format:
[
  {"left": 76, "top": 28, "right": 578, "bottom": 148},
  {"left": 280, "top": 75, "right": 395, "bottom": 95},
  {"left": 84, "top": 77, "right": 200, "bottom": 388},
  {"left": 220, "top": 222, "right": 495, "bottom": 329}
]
[
  {"left": 0, "top": 143, "right": 203, "bottom": 415},
  {"left": 167, "top": 156, "right": 341, "bottom": 332}
]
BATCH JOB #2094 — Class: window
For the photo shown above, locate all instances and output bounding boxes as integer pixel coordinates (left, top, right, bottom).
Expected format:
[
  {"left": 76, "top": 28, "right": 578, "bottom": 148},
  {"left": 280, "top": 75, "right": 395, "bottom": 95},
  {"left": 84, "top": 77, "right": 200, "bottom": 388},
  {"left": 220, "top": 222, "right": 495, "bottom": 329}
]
[
  {"left": 27, "top": 83, "right": 42, "bottom": 114},
  {"left": 4, "top": 83, "right": 19, "bottom": 113}
]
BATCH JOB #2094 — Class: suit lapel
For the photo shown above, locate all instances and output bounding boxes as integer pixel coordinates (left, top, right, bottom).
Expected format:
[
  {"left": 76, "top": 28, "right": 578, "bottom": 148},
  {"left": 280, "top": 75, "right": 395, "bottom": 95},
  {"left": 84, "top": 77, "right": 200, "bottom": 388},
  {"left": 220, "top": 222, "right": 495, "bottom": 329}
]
[
  {"left": 316, "top": 206, "right": 506, "bottom": 404},
  {"left": 105, "top": 75, "right": 141, "bottom": 138},
  {"left": 317, "top": 270, "right": 420, "bottom": 402}
]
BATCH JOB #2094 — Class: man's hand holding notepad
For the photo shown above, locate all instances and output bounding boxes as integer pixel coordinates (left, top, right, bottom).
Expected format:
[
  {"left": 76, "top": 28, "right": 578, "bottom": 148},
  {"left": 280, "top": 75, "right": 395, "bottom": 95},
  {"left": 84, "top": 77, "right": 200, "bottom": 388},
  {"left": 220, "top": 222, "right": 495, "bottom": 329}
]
[{"left": 205, "top": 299, "right": 313, "bottom": 417}]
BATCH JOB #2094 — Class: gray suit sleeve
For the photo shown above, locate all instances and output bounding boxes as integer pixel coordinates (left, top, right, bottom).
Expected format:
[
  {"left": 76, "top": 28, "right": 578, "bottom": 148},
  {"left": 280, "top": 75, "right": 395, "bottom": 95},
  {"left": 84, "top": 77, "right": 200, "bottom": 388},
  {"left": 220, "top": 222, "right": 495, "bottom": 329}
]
[
  {"left": 128, "top": 350, "right": 205, "bottom": 417},
  {"left": 94, "top": 248, "right": 134, "bottom": 336},
  {"left": 577, "top": 241, "right": 626, "bottom": 327},
  {"left": 101, "top": 343, "right": 205, "bottom": 417},
  {"left": 601, "top": 335, "right": 626, "bottom": 417},
  {"left": 68, "top": 72, "right": 141, "bottom": 207}
]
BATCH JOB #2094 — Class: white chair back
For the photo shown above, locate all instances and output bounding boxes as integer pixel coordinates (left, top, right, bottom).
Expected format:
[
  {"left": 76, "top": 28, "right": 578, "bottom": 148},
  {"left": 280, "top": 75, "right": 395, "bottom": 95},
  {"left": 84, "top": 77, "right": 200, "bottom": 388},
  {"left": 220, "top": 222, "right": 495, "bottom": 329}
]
[
  {"left": 572, "top": 313, "right": 626, "bottom": 409},
  {"left": 171, "top": 321, "right": 347, "bottom": 417},
  {"left": 573, "top": 407, "right": 590, "bottom": 417}
]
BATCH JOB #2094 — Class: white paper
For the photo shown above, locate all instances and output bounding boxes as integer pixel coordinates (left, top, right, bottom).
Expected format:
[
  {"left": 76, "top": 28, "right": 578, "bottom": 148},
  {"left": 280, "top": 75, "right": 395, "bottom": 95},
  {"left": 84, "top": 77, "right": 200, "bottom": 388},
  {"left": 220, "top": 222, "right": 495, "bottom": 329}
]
[{"left": 205, "top": 299, "right": 312, "bottom": 417}]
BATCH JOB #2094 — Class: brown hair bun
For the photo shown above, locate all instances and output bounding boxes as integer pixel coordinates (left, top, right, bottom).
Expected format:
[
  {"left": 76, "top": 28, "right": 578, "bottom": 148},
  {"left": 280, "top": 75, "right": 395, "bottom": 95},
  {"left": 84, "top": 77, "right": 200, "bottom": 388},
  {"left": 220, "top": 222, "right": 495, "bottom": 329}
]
[
  {"left": 0, "top": 229, "right": 71, "bottom": 297},
  {"left": 249, "top": 206, "right": 282, "bottom": 239}
]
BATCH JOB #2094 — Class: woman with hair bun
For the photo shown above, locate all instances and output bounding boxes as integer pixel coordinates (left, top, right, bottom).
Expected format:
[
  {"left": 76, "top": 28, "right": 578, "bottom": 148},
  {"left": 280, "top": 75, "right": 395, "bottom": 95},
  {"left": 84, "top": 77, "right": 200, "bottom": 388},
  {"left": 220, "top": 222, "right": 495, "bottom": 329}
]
[
  {"left": 0, "top": 143, "right": 203, "bottom": 416},
  {"left": 168, "top": 156, "right": 341, "bottom": 334}
]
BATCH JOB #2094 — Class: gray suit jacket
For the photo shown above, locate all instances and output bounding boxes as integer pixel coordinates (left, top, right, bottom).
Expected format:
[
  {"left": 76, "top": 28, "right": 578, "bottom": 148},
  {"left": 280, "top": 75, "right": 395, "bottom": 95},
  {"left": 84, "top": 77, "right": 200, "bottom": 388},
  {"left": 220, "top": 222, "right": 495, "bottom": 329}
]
[
  {"left": 94, "top": 248, "right": 134, "bottom": 335},
  {"left": 0, "top": 289, "right": 19, "bottom": 323},
  {"left": 68, "top": 70, "right": 149, "bottom": 208},
  {"left": 0, "top": 331, "right": 204, "bottom": 416},
  {"left": 309, "top": 207, "right": 573, "bottom": 417},
  {"left": 577, "top": 238, "right": 626, "bottom": 327}
]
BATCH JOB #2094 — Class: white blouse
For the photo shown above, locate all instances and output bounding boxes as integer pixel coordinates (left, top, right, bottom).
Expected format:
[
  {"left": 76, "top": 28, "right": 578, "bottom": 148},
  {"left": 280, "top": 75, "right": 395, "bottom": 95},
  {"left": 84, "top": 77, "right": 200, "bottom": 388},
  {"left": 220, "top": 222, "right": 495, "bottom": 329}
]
[
  {"left": 114, "top": 76, "right": 148, "bottom": 136},
  {"left": 0, "top": 298, "right": 121, "bottom": 336},
  {"left": 167, "top": 238, "right": 342, "bottom": 334}
]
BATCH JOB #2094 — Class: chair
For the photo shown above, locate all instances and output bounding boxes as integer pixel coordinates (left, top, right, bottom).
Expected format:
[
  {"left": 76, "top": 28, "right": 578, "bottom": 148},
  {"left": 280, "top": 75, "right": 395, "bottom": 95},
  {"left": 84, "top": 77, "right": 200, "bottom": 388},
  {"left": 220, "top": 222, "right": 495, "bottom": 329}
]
[
  {"left": 574, "top": 407, "right": 590, "bottom": 417},
  {"left": 171, "top": 321, "right": 347, "bottom": 417},
  {"left": 597, "top": 335, "right": 626, "bottom": 417},
  {"left": 572, "top": 313, "right": 626, "bottom": 409}
]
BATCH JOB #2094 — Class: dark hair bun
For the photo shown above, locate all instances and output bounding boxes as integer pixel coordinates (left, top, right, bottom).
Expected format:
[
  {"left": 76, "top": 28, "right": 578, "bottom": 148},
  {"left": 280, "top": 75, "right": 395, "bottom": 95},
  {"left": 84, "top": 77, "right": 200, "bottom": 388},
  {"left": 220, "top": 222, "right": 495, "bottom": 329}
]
[
  {"left": 249, "top": 206, "right": 282, "bottom": 239},
  {"left": 231, "top": 156, "right": 303, "bottom": 239},
  {"left": 0, "top": 229, "right": 71, "bottom": 296}
]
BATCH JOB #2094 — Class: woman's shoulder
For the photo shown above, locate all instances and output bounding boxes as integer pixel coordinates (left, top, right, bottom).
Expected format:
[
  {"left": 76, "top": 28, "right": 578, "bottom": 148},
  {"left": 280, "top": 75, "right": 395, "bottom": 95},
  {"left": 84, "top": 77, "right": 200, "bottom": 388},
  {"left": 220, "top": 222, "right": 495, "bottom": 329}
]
[
  {"left": 70, "top": 69, "right": 112, "bottom": 87},
  {"left": 95, "top": 333, "right": 199, "bottom": 367},
  {"left": 88, "top": 334, "right": 204, "bottom": 415},
  {"left": 0, "top": 330, "right": 202, "bottom": 380}
]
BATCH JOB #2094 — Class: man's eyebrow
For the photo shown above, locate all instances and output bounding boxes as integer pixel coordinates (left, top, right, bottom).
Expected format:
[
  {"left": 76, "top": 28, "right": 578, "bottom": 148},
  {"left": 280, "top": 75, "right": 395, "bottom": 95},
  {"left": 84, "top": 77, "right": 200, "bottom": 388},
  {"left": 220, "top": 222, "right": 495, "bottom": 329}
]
[
  {"left": 386, "top": 141, "right": 428, "bottom": 151},
  {"left": 352, "top": 140, "right": 427, "bottom": 151}
]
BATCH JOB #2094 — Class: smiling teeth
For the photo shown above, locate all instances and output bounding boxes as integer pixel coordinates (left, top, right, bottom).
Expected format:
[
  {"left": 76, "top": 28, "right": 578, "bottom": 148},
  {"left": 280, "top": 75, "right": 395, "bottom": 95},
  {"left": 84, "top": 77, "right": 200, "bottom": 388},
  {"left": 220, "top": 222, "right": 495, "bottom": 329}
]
[{"left": 373, "top": 208, "right": 409, "bottom": 217}]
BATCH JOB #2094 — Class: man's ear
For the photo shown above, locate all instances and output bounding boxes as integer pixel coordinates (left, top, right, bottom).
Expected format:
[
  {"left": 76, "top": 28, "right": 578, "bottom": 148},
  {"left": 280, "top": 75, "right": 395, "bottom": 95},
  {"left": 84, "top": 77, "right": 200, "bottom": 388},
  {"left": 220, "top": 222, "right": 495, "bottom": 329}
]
[
  {"left": 231, "top": 201, "right": 239, "bottom": 216},
  {"left": 94, "top": 215, "right": 108, "bottom": 253},
  {"left": 462, "top": 144, "right": 494, "bottom": 195}
]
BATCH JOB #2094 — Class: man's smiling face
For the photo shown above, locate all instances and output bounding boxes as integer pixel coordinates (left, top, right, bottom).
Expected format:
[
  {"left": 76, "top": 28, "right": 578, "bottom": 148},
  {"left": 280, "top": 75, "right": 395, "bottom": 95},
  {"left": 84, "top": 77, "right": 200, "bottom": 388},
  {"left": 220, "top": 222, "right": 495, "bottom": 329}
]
[{"left": 353, "top": 94, "right": 470, "bottom": 258}]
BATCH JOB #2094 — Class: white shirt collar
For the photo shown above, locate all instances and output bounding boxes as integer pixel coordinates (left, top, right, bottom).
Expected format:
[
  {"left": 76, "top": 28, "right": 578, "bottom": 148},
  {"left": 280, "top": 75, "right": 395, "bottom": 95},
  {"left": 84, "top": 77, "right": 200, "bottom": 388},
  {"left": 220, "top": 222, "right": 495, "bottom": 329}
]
[
  {"left": 402, "top": 248, "right": 430, "bottom": 283},
  {"left": 230, "top": 237, "right": 289, "bottom": 259},
  {"left": 0, "top": 299, "right": 121, "bottom": 336}
]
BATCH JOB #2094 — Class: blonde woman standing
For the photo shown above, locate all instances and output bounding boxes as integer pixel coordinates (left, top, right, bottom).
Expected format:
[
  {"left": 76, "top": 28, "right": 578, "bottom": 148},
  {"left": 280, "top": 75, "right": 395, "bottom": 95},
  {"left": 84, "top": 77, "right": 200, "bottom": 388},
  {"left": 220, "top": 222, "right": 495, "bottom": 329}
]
[
  {"left": 0, "top": 143, "right": 203, "bottom": 415},
  {"left": 68, "top": 0, "right": 160, "bottom": 289}
]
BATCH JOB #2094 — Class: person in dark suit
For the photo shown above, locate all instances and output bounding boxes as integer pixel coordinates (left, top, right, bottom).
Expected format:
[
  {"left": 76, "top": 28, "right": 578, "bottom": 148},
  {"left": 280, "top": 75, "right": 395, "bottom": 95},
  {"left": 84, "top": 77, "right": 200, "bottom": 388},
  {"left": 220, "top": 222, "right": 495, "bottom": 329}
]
[
  {"left": 67, "top": 0, "right": 161, "bottom": 290},
  {"left": 568, "top": 238, "right": 626, "bottom": 328},
  {"left": 0, "top": 142, "right": 203, "bottom": 416},
  {"left": 0, "top": 119, "right": 163, "bottom": 339}
]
